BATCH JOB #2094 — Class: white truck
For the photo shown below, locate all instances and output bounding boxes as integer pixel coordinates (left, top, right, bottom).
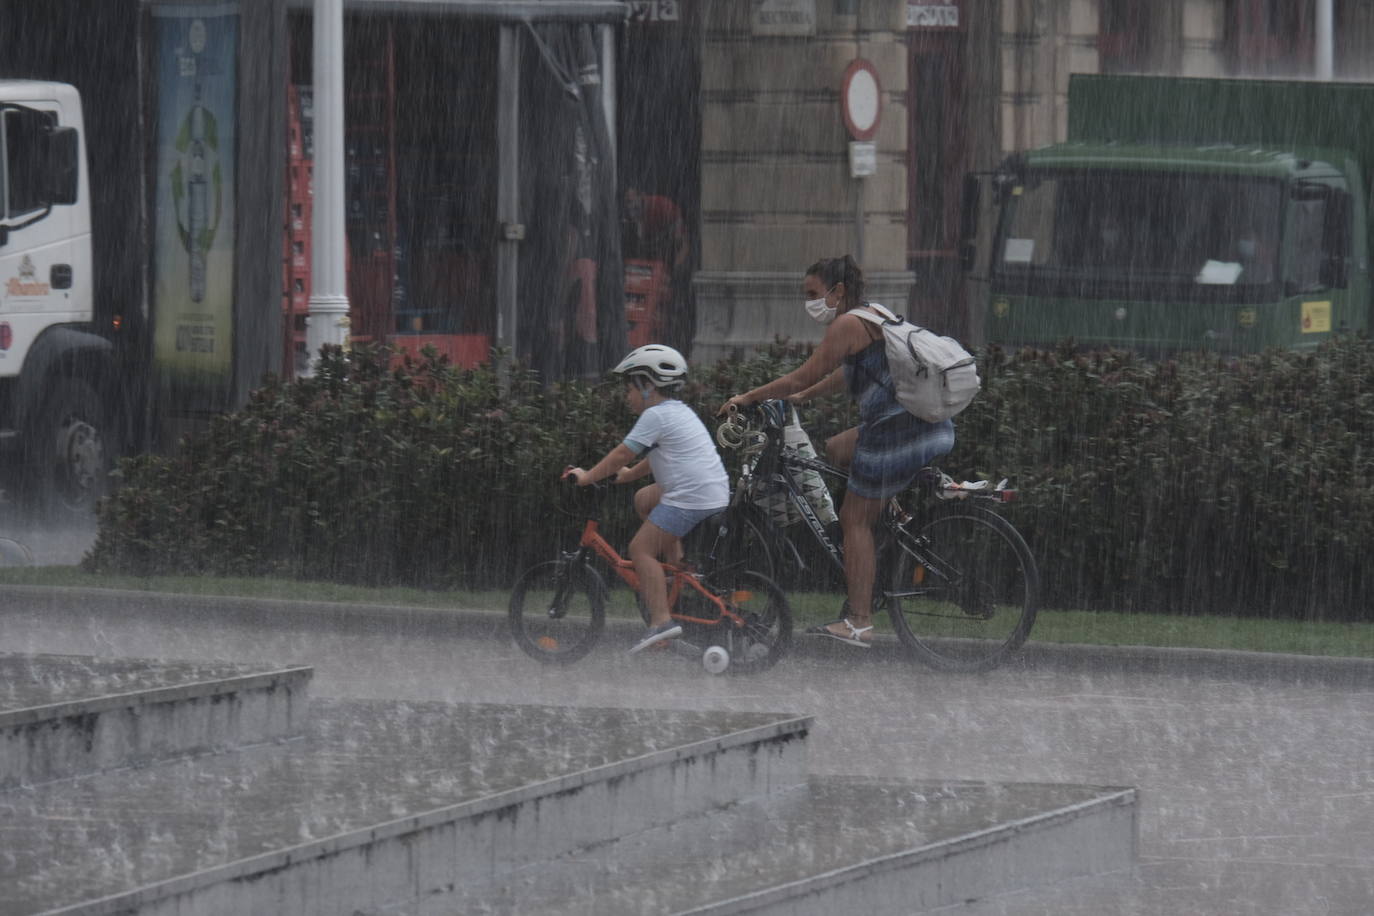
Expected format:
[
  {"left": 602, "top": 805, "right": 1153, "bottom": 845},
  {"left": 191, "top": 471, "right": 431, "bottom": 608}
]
[{"left": 0, "top": 80, "right": 120, "bottom": 520}]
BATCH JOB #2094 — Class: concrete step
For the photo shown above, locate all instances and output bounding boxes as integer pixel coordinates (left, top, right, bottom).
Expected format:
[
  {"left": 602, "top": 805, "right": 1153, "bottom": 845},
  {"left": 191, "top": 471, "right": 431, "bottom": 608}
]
[
  {"left": 1, "top": 698, "right": 811, "bottom": 916},
  {"left": 455, "top": 776, "right": 1137, "bottom": 915},
  {"left": 0, "top": 653, "right": 312, "bottom": 789},
  {"left": 1, "top": 661, "right": 1136, "bottom": 915}
]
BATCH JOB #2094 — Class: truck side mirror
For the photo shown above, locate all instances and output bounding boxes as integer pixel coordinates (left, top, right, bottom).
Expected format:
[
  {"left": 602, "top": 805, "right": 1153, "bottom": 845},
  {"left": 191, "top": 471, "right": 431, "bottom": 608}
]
[
  {"left": 959, "top": 175, "right": 981, "bottom": 272},
  {"left": 45, "top": 127, "right": 79, "bottom": 205}
]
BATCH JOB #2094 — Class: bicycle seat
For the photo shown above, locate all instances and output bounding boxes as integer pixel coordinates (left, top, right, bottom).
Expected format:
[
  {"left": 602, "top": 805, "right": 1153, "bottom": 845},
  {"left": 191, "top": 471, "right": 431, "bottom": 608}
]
[{"left": 682, "top": 510, "right": 730, "bottom": 560}]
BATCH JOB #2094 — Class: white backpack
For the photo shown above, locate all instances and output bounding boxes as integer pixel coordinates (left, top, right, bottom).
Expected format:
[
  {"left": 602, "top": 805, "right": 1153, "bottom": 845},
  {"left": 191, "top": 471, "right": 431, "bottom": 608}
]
[{"left": 852, "top": 304, "right": 980, "bottom": 422}]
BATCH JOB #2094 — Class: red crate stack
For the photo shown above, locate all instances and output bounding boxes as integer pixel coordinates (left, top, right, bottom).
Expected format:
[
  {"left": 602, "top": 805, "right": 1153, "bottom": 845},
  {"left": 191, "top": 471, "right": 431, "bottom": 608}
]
[{"left": 282, "top": 84, "right": 313, "bottom": 377}]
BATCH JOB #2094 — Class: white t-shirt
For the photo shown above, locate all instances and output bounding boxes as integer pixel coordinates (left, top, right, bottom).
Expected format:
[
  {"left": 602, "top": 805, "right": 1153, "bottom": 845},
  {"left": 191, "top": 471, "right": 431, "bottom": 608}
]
[{"left": 623, "top": 399, "right": 730, "bottom": 510}]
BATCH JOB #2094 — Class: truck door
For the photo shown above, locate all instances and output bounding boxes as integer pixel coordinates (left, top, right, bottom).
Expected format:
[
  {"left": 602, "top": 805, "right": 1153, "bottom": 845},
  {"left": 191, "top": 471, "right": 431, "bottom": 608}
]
[
  {"left": 1284, "top": 181, "right": 1355, "bottom": 339},
  {"left": 0, "top": 101, "right": 84, "bottom": 361}
]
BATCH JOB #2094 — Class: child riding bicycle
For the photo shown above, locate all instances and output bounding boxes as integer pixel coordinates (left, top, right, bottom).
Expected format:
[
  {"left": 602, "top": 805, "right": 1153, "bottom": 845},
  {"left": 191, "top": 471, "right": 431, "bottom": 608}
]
[{"left": 565, "top": 345, "right": 730, "bottom": 654}]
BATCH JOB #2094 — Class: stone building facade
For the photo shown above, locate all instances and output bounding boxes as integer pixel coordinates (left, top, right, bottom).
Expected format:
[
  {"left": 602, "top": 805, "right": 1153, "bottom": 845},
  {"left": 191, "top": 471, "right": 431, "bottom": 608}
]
[
  {"left": 689, "top": 0, "right": 1374, "bottom": 360},
  {"left": 691, "top": 0, "right": 999, "bottom": 361}
]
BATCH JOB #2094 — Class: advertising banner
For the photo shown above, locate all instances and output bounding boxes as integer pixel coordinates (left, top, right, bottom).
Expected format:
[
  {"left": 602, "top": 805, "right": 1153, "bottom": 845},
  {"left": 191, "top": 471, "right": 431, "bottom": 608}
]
[{"left": 152, "top": 3, "right": 238, "bottom": 392}]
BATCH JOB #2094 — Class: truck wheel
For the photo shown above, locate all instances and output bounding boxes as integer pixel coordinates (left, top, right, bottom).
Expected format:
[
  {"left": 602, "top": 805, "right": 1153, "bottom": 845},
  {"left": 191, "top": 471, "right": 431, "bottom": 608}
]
[{"left": 29, "top": 379, "right": 111, "bottom": 521}]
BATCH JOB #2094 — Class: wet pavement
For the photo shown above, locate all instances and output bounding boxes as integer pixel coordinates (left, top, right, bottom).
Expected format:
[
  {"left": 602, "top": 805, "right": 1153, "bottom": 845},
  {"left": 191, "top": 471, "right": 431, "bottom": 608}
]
[{"left": 2, "top": 588, "right": 1372, "bottom": 914}]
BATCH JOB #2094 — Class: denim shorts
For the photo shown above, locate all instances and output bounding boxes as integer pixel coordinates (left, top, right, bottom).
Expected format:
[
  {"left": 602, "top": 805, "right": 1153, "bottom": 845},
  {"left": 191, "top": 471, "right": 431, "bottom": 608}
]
[{"left": 648, "top": 503, "right": 725, "bottom": 538}]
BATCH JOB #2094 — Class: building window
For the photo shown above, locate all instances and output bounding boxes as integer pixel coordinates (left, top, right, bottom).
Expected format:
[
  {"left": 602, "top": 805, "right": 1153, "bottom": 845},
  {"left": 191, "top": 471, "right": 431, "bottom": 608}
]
[
  {"left": 1098, "top": 1, "right": 1152, "bottom": 73},
  {"left": 1226, "top": 0, "right": 1314, "bottom": 76}
]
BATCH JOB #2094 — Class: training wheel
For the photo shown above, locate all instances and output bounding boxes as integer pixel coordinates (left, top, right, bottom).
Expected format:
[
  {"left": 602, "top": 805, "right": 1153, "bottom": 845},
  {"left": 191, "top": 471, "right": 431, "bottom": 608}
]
[{"left": 702, "top": 645, "right": 730, "bottom": 675}]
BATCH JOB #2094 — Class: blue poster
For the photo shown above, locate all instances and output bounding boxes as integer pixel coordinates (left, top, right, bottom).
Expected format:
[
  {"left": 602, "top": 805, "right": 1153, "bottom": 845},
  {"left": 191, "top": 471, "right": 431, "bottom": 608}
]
[{"left": 152, "top": 3, "right": 238, "bottom": 387}]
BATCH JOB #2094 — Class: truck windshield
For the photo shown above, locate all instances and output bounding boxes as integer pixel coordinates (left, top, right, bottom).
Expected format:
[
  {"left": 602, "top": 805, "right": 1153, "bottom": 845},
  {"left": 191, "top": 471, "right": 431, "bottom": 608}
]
[{"left": 994, "top": 171, "right": 1283, "bottom": 302}]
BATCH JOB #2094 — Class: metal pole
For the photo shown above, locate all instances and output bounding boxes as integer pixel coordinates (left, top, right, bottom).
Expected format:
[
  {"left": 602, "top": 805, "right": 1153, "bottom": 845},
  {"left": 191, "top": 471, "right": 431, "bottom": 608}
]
[
  {"left": 1315, "top": 0, "right": 1334, "bottom": 81},
  {"left": 599, "top": 23, "right": 616, "bottom": 174},
  {"left": 495, "top": 23, "right": 521, "bottom": 385},
  {"left": 305, "top": 0, "right": 350, "bottom": 373},
  {"left": 854, "top": 180, "right": 865, "bottom": 269},
  {"left": 851, "top": 23, "right": 864, "bottom": 269}
]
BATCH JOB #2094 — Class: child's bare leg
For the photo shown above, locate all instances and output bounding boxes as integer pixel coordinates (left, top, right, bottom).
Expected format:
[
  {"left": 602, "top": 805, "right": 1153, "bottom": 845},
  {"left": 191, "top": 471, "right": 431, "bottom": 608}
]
[
  {"left": 629, "top": 521, "right": 681, "bottom": 627},
  {"left": 633, "top": 484, "right": 663, "bottom": 521}
]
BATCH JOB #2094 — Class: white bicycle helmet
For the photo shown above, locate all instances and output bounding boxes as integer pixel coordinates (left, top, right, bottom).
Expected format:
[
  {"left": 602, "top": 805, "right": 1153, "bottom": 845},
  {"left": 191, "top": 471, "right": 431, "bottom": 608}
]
[{"left": 611, "top": 344, "right": 689, "bottom": 389}]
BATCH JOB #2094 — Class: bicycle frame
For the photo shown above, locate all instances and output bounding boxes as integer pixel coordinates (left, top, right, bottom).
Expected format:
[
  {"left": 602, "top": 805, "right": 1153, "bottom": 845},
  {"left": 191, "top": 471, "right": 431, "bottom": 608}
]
[
  {"left": 750, "top": 447, "right": 848, "bottom": 575},
  {"left": 572, "top": 517, "right": 750, "bottom": 629}
]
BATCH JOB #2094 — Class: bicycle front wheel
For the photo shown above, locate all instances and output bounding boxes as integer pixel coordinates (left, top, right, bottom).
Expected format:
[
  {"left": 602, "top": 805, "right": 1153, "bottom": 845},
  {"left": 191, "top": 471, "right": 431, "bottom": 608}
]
[
  {"left": 509, "top": 560, "right": 605, "bottom": 664},
  {"left": 886, "top": 504, "right": 1038, "bottom": 672}
]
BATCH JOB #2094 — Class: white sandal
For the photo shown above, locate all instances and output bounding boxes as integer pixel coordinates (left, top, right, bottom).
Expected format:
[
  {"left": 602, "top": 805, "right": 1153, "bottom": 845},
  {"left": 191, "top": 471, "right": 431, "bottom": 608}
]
[{"left": 806, "top": 617, "right": 873, "bottom": 648}]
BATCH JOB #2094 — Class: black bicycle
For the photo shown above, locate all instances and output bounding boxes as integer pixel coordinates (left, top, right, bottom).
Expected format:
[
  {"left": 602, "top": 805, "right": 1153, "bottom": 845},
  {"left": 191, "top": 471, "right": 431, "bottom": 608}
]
[{"left": 715, "top": 400, "right": 1039, "bottom": 673}]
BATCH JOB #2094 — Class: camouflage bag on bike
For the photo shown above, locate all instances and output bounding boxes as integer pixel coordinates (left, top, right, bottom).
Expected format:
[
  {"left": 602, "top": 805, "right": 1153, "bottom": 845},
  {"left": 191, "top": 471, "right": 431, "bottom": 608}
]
[{"left": 752, "top": 404, "right": 838, "bottom": 528}]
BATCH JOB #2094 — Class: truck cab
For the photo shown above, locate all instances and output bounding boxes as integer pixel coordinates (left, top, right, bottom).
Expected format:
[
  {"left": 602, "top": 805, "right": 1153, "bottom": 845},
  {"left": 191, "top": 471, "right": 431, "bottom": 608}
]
[
  {"left": 967, "top": 74, "right": 1374, "bottom": 355},
  {"left": 0, "top": 80, "right": 115, "bottom": 518},
  {"left": 982, "top": 142, "right": 1361, "bottom": 352}
]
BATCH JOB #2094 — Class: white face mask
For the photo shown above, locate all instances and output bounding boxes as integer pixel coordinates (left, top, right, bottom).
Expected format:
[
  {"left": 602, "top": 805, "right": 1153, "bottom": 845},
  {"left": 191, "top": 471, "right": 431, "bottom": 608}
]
[
  {"left": 805, "top": 297, "right": 837, "bottom": 324},
  {"left": 804, "top": 284, "right": 838, "bottom": 324}
]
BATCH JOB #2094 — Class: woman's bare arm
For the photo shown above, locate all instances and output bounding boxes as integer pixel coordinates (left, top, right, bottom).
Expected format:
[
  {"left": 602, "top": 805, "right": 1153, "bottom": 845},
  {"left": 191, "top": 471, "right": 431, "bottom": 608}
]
[{"left": 720, "top": 313, "right": 870, "bottom": 412}]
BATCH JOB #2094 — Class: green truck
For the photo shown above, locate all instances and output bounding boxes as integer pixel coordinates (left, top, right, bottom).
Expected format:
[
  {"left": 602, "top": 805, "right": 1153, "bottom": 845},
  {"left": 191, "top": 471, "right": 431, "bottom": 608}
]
[{"left": 967, "top": 74, "right": 1374, "bottom": 353}]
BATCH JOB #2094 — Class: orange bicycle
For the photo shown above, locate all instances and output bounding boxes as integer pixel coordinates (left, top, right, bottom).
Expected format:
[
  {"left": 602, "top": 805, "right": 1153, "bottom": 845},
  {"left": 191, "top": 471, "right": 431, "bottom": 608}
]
[{"left": 508, "top": 479, "right": 792, "bottom": 674}]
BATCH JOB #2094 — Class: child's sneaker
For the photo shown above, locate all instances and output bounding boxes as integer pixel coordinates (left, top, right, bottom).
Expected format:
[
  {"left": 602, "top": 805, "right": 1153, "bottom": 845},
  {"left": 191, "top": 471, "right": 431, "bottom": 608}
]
[{"left": 629, "top": 621, "right": 683, "bottom": 654}]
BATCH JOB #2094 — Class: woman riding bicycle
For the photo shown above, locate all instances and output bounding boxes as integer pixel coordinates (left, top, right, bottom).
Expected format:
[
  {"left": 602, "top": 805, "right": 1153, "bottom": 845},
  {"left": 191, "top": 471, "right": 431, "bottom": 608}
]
[
  {"left": 719, "top": 255, "right": 955, "bottom": 647},
  {"left": 567, "top": 344, "right": 730, "bottom": 654}
]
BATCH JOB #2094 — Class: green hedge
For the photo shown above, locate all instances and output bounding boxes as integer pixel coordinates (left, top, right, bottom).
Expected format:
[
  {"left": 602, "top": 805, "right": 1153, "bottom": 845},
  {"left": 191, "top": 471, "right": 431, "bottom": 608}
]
[
  {"left": 87, "top": 337, "right": 1374, "bottom": 621},
  {"left": 951, "top": 339, "right": 1374, "bottom": 621}
]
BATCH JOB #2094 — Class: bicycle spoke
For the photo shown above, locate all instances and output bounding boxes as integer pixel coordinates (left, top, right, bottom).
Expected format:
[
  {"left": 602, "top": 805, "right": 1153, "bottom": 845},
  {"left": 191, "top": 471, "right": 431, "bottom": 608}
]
[
  {"left": 887, "top": 506, "right": 1038, "bottom": 672},
  {"left": 710, "top": 570, "right": 792, "bottom": 674},
  {"left": 510, "top": 560, "right": 605, "bottom": 665}
]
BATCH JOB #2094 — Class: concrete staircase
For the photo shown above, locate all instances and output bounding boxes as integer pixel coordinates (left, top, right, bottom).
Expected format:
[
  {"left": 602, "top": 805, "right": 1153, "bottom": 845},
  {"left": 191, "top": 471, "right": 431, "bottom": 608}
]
[{"left": 0, "top": 654, "right": 1136, "bottom": 915}]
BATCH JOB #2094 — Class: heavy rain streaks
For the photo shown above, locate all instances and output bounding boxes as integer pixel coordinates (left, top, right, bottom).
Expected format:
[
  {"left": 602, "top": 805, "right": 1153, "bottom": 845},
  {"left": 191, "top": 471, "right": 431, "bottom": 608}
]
[{"left": 5, "top": 591, "right": 1374, "bottom": 913}]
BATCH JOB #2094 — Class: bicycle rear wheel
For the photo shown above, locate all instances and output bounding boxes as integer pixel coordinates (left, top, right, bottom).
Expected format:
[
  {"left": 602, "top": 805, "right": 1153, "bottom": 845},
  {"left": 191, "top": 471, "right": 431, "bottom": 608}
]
[
  {"left": 885, "top": 504, "right": 1038, "bottom": 672},
  {"left": 715, "top": 508, "right": 777, "bottom": 582},
  {"left": 707, "top": 568, "right": 792, "bottom": 674},
  {"left": 509, "top": 559, "right": 605, "bottom": 664}
]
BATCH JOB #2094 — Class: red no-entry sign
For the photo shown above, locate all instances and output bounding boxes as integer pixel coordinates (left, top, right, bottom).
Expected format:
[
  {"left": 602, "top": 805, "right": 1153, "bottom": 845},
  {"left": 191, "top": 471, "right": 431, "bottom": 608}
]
[{"left": 841, "top": 58, "right": 882, "bottom": 141}]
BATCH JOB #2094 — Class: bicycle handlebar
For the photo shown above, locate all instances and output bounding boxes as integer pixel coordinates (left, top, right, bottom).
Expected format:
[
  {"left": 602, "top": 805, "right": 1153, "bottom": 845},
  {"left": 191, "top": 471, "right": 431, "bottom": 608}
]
[
  {"left": 560, "top": 467, "right": 614, "bottom": 490},
  {"left": 716, "top": 398, "right": 787, "bottom": 452},
  {"left": 552, "top": 467, "right": 618, "bottom": 519}
]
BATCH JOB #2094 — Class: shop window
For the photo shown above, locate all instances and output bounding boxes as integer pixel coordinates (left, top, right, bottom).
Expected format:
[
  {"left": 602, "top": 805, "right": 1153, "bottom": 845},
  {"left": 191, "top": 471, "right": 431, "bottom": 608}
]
[
  {"left": 1226, "top": 0, "right": 1314, "bottom": 75},
  {"left": 1098, "top": 1, "right": 1152, "bottom": 73}
]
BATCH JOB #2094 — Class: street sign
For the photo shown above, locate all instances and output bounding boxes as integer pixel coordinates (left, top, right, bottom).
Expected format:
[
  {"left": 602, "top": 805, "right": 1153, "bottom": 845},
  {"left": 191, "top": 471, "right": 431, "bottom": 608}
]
[
  {"left": 841, "top": 58, "right": 881, "bottom": 141},
  {"left": 849, "top": 141, "right": 876, "bottom": 178}
]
